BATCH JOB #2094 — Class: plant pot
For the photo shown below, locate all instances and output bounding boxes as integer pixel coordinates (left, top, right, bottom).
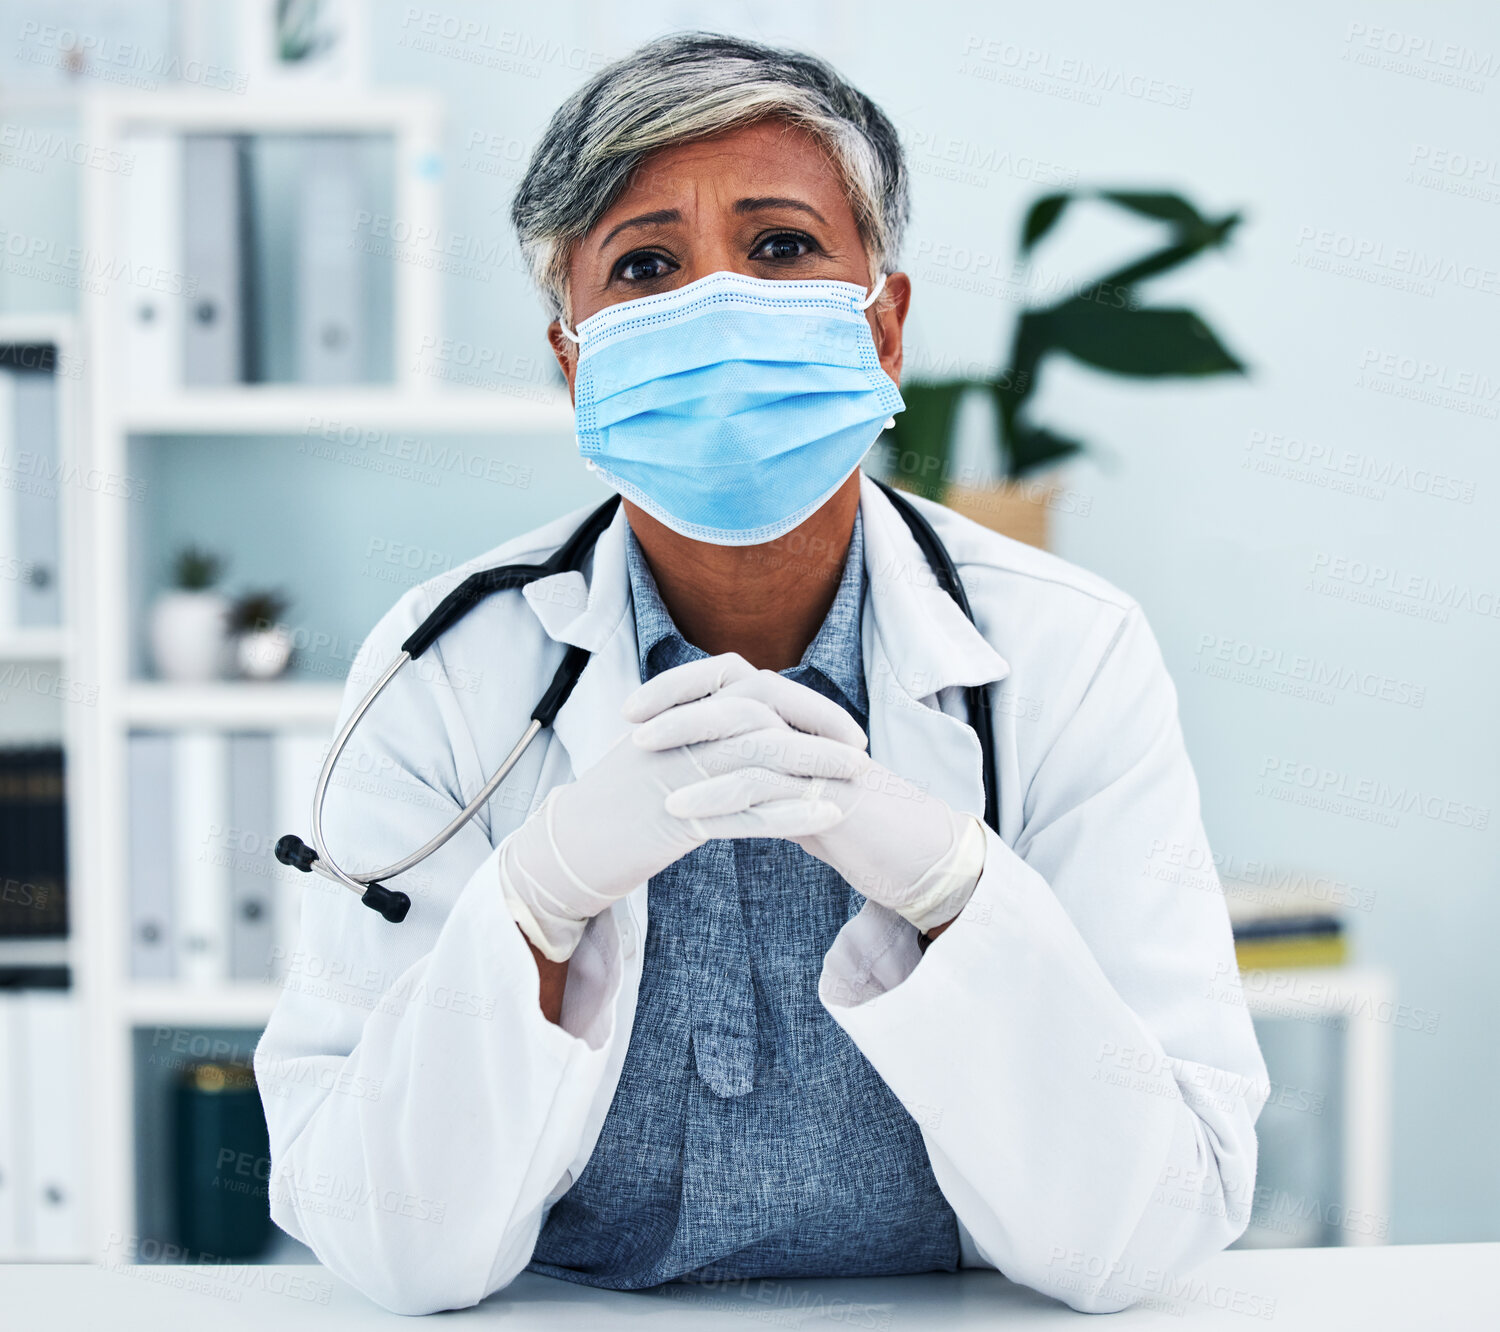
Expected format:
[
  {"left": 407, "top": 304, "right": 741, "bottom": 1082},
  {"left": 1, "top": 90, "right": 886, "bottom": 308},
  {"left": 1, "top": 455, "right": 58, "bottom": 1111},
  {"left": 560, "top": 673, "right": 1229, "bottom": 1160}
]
[
  {"left": 235, "top": 625, "right": 295, "bottom": 680},
  {"left": 942, "top": 481, "right": 1055, "bottom": 549},
  {"left": 884, "top": 478, "right": 1058, "bottom": 549},
  {"left": 149, "top": 590, "right": 230, "bottom": 682}
]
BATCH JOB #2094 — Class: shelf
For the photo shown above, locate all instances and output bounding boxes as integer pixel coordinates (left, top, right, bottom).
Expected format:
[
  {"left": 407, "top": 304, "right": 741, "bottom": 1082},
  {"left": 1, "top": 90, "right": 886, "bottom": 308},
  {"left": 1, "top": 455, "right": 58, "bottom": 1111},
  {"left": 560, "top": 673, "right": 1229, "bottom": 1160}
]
[
  {"left": 87, "top": 89, "right": 441, "bottom": 134},
  {"left": 0, "top": 628, "right": 70, "bottom": 660},
  {"left": 123, "top": 982, "right": 281, "bottom": 1028},
  {"left": 0, "top": 314, "right": 75, "bottom": 344},
  {"left": 0, "top": 937, "right": 70, "bottom": 968},
  {"left": 123, "top": 681, "right": 344, "bottom": 729},
  {"left": 119, "top": 388, "right": 574, "bottom": 436}
]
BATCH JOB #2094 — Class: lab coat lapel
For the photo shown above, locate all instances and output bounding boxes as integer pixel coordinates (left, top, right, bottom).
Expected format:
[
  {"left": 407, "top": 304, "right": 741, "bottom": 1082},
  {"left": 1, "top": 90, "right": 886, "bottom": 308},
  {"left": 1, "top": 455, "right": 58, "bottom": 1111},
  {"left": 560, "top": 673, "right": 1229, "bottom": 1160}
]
[
  {"left": 528, "top": 506, "right": 640, "bottom": 779},
  {"left": 858, "top": 475, "right": 1010, "bottom": 821}
]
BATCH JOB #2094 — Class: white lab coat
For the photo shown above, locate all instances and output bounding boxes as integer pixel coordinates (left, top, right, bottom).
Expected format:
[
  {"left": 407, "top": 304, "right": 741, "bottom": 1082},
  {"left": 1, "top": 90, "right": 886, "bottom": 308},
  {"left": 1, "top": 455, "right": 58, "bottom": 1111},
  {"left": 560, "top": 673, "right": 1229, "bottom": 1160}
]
[{"left": 255, "top": 473, "right": 1268, "bottom": 1316}]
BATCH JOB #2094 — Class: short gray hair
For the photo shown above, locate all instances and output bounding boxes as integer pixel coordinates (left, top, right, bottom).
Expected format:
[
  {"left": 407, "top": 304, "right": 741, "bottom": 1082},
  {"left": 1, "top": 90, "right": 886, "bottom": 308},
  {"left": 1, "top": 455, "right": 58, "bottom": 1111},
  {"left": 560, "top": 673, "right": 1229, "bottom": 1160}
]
[{"left": 510, "top": 32, "right": 909, "bottom": 320}]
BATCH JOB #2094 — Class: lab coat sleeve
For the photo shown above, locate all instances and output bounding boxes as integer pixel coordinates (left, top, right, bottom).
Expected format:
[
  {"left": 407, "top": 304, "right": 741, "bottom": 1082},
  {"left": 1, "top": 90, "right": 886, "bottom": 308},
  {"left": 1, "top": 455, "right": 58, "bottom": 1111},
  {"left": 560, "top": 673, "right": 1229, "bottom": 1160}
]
[
  {"left": 819, "top": 603, "right": 1269, "bottom": 1313},
  {"left": 253, "top": 586, "right": 627, "bottom": 1315}
]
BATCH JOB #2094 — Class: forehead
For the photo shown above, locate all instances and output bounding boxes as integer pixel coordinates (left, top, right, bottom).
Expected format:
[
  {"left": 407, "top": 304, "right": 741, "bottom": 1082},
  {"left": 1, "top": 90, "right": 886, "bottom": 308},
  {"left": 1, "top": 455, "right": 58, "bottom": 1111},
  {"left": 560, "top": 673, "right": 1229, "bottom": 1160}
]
[{"left": 595, "top": 119, "right": 857, "bottom": 227}]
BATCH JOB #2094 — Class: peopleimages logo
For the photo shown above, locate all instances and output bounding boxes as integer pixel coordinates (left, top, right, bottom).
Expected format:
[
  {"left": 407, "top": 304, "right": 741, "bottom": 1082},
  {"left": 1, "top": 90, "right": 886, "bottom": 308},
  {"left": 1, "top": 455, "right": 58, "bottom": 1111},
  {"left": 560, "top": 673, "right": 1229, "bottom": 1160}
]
[
  {"left": 1193, "top": 632, "right": 1427, "bottom": 709},
  {"left": 1291, "top": 225, "right": 1500, "bottom": 298},
  {"left": 1307, "top": 551, "right": 1500, "bottom": 623},
  {"left": 1244, "top": 429, "right": 1476, "bottom": 504},
  {"left": 1256, "top": 756, "right": 1489, "bottom": 831},
  {"left": 957, "top": 34, "right": 1193, "bottom": 109},
  {"left": 1355, "top": 347, "right": 1500, "bottom": 419}
]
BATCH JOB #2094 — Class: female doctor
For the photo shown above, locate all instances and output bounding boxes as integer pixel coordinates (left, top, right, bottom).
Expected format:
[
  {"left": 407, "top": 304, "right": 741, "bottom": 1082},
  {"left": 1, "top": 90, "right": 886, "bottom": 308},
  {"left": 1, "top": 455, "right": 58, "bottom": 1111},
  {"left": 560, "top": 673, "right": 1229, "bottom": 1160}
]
[{"left": 255, "top": 32, "right": 1268, "bottom": 1317}]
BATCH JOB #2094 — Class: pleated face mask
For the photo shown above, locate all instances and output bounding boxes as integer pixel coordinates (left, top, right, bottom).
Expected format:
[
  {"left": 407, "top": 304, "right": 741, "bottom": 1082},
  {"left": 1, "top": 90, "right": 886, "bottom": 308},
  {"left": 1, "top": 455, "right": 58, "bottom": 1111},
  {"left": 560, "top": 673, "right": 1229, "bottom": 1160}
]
[{"left": 560, "top": 269, "right": 904, "bottom": 546}]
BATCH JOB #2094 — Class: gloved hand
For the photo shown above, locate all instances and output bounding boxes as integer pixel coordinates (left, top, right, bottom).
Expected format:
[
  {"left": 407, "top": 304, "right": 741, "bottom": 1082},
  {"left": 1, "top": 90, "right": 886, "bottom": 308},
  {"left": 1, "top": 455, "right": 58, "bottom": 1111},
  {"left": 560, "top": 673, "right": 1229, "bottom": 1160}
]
[
  {"left": 632, "top": 661, "right": 988, "bottom": 934},
  {"left": 500, "top": 654, "right": 869, "bottom": 962}
]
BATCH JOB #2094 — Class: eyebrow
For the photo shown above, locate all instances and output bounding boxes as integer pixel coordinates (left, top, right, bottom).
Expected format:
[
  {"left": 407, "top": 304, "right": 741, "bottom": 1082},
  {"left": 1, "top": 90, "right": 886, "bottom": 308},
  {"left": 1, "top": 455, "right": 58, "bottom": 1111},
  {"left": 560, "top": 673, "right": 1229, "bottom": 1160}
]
[
  {"left": 596, "top": 196, "right": 829, "bottom": 252},
  {"left": 598, "top": 208, "right": 683, "bottom": 250},
  {"left": 734, "top": 196, "right": 827, "bottom": 224}
]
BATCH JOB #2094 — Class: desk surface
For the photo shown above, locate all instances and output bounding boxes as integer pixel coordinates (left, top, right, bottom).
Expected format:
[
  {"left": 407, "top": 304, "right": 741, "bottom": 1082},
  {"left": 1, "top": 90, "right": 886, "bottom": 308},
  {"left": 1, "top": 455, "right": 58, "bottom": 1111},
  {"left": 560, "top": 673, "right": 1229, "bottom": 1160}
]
[{"left": 2, "top": 1244, "right": 1493, "bottom": 1330}]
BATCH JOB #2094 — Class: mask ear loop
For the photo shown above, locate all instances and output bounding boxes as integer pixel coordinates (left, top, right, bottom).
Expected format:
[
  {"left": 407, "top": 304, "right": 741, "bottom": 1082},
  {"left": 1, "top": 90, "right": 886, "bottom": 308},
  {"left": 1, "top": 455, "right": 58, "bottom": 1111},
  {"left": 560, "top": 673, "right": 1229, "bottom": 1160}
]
[
  {"left": 857, "top": 273, "right": 898, "bottom": 430},
  {"left": 556, "top": 315, "right": 590, "bottom": 465}
]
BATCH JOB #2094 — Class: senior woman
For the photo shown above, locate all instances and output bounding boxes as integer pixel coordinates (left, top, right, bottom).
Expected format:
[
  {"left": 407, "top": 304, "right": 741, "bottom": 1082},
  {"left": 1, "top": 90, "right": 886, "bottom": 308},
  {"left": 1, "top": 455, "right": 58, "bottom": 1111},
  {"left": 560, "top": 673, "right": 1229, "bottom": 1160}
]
[{"left": 256, "top": 32, "right": 1267, "bottom": 1316}]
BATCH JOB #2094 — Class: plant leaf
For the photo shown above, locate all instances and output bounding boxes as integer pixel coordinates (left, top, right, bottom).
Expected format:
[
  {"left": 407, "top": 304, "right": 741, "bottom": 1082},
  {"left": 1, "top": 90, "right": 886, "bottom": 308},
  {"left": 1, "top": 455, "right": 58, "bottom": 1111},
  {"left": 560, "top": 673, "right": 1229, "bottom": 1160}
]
[
  {"left": 1100, "top": 191, "right": 1208, "bottom": 230},
  {"left": 1090, "top": 214, "right": 1233, "bottom": 294},
  {"left": 1021, "top": 193, "right": 1071, "bottom": 254},
  {"left": 1005, "top": 420, "right": 1085, "bottom": 478},
  {"left": 997, "top": 311, "right": 1050, "bottom": 430},
  {"left": 1031, "top": 303, "right": 1246, "bottom": 377}
]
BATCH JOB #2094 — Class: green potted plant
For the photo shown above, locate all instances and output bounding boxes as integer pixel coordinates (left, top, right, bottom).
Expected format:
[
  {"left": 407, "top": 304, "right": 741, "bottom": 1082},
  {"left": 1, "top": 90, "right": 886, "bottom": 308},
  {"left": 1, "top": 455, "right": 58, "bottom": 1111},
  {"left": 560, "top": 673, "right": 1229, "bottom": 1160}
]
[
  {"left": 229, "top": 588, "right": 295, "bottom": 680},
  {"left": 883, "top": 189, "right": 1247, "bottom": 547},
  {"left": 149, "top": 546, "right": 229, "bottom": 682}
]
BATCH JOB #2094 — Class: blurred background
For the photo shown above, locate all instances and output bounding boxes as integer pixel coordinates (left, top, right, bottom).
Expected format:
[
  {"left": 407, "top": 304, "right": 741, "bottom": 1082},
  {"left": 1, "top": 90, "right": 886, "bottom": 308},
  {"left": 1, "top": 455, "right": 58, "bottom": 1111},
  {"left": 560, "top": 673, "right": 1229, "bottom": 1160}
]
[{"left": 0, "top": 0, "right": 1495, "bottom": 1272}]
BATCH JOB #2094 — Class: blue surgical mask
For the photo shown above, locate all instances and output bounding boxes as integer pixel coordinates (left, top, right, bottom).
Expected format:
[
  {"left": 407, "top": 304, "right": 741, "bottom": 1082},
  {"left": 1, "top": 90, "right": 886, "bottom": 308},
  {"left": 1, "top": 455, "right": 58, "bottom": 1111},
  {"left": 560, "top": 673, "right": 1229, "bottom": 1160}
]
[{"left": 559, "top": 269, "right": 903, "bottom": 546}]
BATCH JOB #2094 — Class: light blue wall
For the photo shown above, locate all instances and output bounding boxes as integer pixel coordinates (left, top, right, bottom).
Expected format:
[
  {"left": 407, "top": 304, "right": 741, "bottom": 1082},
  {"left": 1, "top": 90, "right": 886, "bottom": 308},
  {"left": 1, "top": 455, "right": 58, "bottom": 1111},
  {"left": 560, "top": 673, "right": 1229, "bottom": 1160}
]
[{"left": 2, "top": 0, "right": 1496, "bottom": 1245}]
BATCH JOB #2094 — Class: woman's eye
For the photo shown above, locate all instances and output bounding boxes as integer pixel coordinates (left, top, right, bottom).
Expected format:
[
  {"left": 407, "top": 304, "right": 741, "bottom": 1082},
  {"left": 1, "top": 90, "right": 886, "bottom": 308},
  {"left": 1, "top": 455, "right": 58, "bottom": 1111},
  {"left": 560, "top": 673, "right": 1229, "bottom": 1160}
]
[
  {"left": 754, "top": 232, "right": 814, "bottom": 263},
  {"left": 615, "top": 251, "right": 676, "bottom": 283}
]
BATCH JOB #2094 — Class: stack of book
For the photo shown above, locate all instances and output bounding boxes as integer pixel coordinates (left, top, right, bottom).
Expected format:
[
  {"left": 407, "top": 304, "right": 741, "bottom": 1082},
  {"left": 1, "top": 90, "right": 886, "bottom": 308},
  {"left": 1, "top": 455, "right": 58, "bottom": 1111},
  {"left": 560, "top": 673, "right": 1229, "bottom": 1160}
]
[
  {"left": 1225, "top": 874, "right": 1348, "bottom": 971},
  {"left": 0, "top": 746, "right": 67, "bottom": 939},
  {"left": 122, "top": 131, "right": 381, "bottom": 393},
  {"left": 128, "top": 729, "right": 324, "bottom": 983}
]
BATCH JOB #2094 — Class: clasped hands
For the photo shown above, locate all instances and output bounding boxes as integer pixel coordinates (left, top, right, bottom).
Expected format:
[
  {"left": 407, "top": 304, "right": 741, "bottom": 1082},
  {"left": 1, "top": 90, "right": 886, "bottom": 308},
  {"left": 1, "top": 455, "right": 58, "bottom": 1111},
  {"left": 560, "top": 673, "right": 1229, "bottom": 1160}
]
[{"left": 500, "top": 653, "right": 986, "bottom": 963}]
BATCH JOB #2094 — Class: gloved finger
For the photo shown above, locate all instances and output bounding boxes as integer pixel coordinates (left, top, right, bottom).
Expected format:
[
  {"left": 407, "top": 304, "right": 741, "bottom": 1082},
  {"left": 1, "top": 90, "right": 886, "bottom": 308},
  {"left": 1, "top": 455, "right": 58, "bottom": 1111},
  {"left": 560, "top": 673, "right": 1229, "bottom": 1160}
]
[
  {"left": 685, "top": 728, "right": 870, "bottom": 784},
  {"left": 715, "top": 671, "right": 868, "bottom": 750},
  {"left": 631, "top": 694, "right": 788, "bottom": 751},
  {"left": 681, "top": 798, "right": 845, "bottom": 841},
  {"left": 621, "top": 652, "right": 756, "bottom": 723},
  {"left": 666, "top": 767, "right": 847, "bottom": 820}
]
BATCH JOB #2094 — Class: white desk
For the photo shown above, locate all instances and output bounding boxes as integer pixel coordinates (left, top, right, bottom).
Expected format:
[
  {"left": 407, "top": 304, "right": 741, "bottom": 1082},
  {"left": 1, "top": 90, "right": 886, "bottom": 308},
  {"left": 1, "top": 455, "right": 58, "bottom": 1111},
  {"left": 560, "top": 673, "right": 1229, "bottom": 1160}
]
[{"left": 2, "top": 1244, "right": 1493, "bottom": 1330}]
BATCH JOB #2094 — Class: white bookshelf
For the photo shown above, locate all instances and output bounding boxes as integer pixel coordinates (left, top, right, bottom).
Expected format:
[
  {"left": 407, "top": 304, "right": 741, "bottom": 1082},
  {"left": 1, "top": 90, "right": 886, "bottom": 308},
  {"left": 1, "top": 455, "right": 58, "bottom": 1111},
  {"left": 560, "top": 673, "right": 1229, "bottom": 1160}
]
[
  {"left": 0, "top": 313, "right": 90, "bottom": 1258},
  {"left": 66, "top": 88, "right": 574, "bottom": 1266},
  {"left": 121, "top": 388, "right": 572, "bottom": 436},
  {"left": 0, "top": 628, "right": 72, "bottom": 660},
  {"left": 122, "top": 680, "right": 344, "bottom": 728},
  {"left": 122, "top": 982, "right": 281, "bottom": 1028}
]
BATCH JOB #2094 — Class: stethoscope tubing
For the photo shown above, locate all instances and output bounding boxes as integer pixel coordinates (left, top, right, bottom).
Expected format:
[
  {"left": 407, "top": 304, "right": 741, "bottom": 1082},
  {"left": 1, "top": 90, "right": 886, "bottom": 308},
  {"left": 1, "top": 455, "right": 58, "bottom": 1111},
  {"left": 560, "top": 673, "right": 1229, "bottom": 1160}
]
[{"left": 309, "top": 654, "right": 547, "bottom": 893}]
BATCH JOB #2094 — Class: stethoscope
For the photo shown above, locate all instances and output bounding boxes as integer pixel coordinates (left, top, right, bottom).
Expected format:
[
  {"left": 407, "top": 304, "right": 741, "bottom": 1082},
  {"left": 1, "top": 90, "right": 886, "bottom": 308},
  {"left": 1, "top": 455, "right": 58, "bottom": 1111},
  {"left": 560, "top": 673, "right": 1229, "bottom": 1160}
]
[{"left": 275, "top": 478, "right": 999, "bottom": 923}]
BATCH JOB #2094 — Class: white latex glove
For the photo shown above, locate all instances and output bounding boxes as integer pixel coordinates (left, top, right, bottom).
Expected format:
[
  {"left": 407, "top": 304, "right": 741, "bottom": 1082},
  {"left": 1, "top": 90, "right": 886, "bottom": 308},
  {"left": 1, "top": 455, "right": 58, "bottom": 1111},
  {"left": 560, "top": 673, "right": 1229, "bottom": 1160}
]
[
  {"left": 500, "top": 654, "right": 868, "bottom": 962},
  {"left": 633, "top": 665, "right": 987, "bottom": 934}
]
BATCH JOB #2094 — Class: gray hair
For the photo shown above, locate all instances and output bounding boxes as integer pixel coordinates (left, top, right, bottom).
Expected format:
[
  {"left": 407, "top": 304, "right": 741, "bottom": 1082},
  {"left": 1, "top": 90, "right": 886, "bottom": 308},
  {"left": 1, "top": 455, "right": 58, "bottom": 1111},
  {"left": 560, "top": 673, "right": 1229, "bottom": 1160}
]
[{"left": 510, "top": 31, "right": 909, "bottom": 321}]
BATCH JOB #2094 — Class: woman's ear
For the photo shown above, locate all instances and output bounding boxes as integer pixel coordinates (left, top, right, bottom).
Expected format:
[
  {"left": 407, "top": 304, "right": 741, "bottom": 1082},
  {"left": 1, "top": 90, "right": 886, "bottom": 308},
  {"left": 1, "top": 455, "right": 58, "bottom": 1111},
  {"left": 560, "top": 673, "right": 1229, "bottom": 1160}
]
[
  {"left": 547, "top": 321, "right": 578, "bottom": 402},
  {"left": 870, "top": 271, "right": 911, "bottom": 387}
]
